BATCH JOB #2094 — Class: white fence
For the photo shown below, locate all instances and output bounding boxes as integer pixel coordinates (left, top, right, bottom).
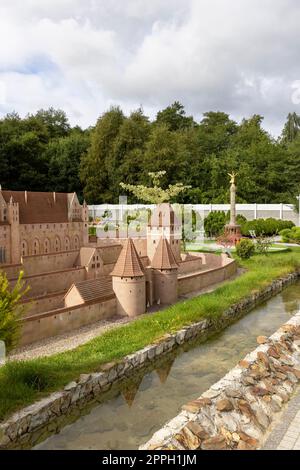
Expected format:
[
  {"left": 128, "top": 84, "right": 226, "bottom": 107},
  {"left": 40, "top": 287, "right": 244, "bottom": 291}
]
[{"left": 89, "top": 203, "right": 299, "bottom": 225}]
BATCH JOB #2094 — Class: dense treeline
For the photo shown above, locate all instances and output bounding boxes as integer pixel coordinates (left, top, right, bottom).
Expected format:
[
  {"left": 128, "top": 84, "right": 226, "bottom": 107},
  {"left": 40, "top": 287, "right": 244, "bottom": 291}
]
[{"left": 1, "top": 103, "right": 300, "bottom": 204}]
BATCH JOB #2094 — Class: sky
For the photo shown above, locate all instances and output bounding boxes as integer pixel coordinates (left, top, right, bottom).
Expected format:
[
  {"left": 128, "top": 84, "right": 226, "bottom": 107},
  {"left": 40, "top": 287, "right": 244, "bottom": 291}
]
[{"left": 0, "top": 0, "right": 300, "bottom": 136}]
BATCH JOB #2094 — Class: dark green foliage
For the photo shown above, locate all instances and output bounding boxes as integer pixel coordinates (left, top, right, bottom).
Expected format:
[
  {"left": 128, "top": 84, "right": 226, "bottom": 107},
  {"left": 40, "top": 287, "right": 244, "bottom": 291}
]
[
  {"left": 204, "top": 211, "right": 226, "bottom": 237},
  {"left": 236, "top": 239, "right": 255, "bottom": 259},
  {"left": 279, "top": 227, "right": 300, "bottom": 244},
  {"left": 241, "top": 218, "right": 295, "bottom": 237},
  {"left": 2, "top": 104, "right": 300, "bottom": 205}
]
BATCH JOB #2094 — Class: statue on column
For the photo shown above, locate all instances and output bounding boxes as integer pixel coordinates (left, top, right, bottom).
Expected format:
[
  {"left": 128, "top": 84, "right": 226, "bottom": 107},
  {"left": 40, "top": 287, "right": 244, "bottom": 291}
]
[{"left": 224, "top": 171, "right": 241, "bottom": 244}]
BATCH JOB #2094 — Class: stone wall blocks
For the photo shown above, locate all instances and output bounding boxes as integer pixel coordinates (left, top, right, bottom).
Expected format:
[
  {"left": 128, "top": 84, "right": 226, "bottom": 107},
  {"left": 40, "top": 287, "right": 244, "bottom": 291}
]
[{"left": 175, "top": 329, "right": 187, "bottom": 345}]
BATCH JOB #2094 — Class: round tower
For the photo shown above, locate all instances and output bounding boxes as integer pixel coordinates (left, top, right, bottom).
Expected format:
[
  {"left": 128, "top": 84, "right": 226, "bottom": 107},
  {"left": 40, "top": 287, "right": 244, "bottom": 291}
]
[
  {"left": 111, "top": 238, "right": 146, "bottom": 317},
  {"left": 151, "top": 237, "right": 178, "bottom": 305}
]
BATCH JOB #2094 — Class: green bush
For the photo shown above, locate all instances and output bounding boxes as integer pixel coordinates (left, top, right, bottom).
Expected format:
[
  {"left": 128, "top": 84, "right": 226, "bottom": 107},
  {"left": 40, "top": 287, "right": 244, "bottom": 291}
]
[
  {"left": 0, "top": 271, "right": 28, "bottom": 352},
  {"left": 236, "top": 238, "right": 255, "bottom": 259},
  {"left": 279, "top": 226, "right": 300, "bottom": 244},
  {"left": 204, "top": 211, "right": 226, "bottom": 237},
  {"left": 241, "top": 218, "right": 294, "bottom": 237}
]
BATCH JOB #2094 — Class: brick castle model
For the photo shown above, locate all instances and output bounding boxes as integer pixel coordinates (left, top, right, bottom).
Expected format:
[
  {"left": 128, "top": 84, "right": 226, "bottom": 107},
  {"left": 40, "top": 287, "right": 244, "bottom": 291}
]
[{"left": 0, "top": 190, "right": 236, "bottom": 346}]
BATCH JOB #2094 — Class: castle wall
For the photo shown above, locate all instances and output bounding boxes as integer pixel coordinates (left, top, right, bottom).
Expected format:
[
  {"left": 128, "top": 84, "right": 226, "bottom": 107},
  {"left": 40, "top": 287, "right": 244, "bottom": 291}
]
[
  {"left": 21, "top": 251, "right": 80, "bottom": 276},
  {"left": 178, "top": 257, "right": 204, "bottom": 274},
  {"left": 112, "top": 276, "right": 146, "bottom": 317},
  {"left": 10, "top": 267, "right": 86, "bottom": 298},
  {"left": 20, "top": 297, "right": 117, "bottom": 346},
  {"left": 0, "top": 262, "right": 22, "bottom": 279},
  {"left": 178, "top": 258, "right": 236, "bottom": 295},
  {"left": 22, "top": 292, "right": 65, "bottom": 317}
]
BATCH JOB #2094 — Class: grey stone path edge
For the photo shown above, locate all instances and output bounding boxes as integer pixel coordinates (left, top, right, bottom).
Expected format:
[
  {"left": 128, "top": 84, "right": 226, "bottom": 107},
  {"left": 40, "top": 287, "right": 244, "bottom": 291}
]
[{"left": 263, "top": 387, "right": 300, "bottom": 449}]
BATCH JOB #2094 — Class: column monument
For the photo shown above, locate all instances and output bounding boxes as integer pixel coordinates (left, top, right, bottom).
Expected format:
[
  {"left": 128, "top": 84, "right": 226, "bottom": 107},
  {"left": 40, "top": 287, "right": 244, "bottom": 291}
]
[{"left": 224, "top": 172, "right": 241, "bottom": 244}]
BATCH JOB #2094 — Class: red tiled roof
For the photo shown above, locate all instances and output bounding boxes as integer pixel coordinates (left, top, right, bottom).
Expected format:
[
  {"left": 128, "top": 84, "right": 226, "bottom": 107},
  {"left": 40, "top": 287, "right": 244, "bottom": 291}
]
[
  {"left": 111, "top": 238, "right": 144, "bottom": 277},
  {"left": 151, "top": 237, "right": 178, "bottom": 270},
  {"left": 1, "top": 190, "right": 69, "bottom": 224}
]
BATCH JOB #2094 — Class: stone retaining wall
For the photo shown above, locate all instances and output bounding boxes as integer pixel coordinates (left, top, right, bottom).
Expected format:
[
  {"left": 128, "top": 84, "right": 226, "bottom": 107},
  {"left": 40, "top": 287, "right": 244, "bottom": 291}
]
[
  {"left": 141, "top": 306, "right": 300, "bottom": 450},
  {"left": 0, "top": 271, "right": 299, "bottom": 450}
]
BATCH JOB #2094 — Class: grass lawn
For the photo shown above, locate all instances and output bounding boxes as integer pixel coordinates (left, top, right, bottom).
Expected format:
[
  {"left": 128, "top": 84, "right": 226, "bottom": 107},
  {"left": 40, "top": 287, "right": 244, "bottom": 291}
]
[{"left": 1, "top": 248, "right": 300, "bottom": 422}]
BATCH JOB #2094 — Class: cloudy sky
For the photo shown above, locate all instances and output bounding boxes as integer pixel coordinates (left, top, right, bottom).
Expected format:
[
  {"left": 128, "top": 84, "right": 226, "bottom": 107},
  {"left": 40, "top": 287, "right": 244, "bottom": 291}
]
[{"left": 0, "top": 0, "right": 300, "bottom": 136}]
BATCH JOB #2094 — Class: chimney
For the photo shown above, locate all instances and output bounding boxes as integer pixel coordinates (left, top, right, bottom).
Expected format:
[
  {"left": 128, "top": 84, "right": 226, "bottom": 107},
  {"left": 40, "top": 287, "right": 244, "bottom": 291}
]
[
  {"left": 53, "top": 192, "right": 56, "bottom": 203},
  {"left": 24, "top": 191, "right": 28, "bottom": 204}
]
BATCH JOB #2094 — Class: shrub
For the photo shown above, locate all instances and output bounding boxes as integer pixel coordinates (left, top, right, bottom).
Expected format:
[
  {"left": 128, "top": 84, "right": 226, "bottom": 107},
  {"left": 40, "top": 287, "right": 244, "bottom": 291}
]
[
  {"left": 255, "top": 235, "right": 274, "bottom": 254},
  {"left": 236, "top": 239, "right": 255, "bottom": 259},
  {"left": 241, "top": 218, "right": 295, "bottom": 237},
  {"left": 204, "top": 211, "right": 226, "bottom": 237},
  {"left": 0, "top": 271, "right": 28, "bottom": 352},
  {"left": 279, "top": 226, "right": 300, "bottom": 244}
]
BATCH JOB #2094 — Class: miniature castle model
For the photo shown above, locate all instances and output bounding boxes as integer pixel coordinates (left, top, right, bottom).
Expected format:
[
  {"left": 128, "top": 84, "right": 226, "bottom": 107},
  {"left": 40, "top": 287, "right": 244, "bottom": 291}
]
[
  {"left": 0, "top": 192, "right": 236, "bottom": 346},
  {"left": 0, "top": 189, "right": 89, "bottom": 264}
]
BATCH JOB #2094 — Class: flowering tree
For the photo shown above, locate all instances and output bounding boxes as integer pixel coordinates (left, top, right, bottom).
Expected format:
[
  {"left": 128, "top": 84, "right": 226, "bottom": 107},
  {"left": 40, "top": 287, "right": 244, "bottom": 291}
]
[{"left": 120, "top": 171, "right": 190, "bottom": 204}]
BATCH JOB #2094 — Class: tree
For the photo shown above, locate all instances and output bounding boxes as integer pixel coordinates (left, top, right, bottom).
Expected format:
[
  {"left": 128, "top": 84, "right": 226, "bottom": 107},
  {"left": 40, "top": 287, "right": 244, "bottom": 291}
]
[
  {"left": 120, "top": 171, "right": 190, "bottom": 204},
  {"left": 0, "top": 271, "right": 28, "bottom": 352},
  {"left": 0, "top": 113, "right": 49, "bottom": 191},
  {"left": 142, "top": 123, "right": 190, "bottom": 186},
  {"left": 80, "top": 107, "right": 125, "bottom": 203},
  {"left": 46, "top": 130, "right": 90, "bottom": 198},
  {"left": 282, "top": 112, "right": 300, "bottom": 143},
  {"left": 155, "top": 101, "right": 196, "bottom": 131},
  {"left": 34, "top": 107, "right": 71, "bottom": 139}
]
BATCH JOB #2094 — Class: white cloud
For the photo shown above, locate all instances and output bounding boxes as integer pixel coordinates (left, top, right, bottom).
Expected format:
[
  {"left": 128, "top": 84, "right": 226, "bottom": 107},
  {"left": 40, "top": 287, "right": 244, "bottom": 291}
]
[{"left": 0, "top": 0, "right": 300, "bottom": 134}]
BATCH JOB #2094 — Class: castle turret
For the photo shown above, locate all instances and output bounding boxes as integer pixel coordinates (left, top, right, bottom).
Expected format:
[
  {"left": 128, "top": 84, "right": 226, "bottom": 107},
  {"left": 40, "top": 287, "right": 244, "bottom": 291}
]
[
  {"left": 111, "top": 238, "right": 146, "bottom": 317},
  {"left": 151, "top": 236, "right": 178, "bottom": 305},
  {"left": 147, "top": 203, "right": 181, "bottom": 262}
]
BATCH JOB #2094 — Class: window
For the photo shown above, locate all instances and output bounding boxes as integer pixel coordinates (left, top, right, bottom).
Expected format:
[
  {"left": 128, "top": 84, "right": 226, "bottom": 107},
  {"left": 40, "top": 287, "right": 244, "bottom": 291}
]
[
  {"left": 0, "top": 247, "right": 6, "bottom": 263},
  {"left": 21, "top": 240, "right": 28, "bottom": 257},
  {"left": 33, "top": 238, "right": 40, "bottom": 255},
  {"left": 65, "top": 236, "right": 70, "bottom": 251},
  {"left": 74, "top": 235, "right": 79, "bottom": 250},
  {"left": 44, "top": 238, "right": 50, "bottom": 254},
  {"left": 55, "top": 236, "right": 61, "bottom": 252}
]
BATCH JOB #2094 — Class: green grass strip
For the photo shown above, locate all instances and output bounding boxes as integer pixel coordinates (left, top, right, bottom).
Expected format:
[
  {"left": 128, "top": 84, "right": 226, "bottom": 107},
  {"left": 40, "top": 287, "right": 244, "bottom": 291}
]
[{"left": 1, "top": 248, "right": 300, "bottom": 422}]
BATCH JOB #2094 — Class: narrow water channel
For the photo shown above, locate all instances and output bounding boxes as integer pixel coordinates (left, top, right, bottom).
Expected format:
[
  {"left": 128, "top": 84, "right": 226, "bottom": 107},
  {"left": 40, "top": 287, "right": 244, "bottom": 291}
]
[{"left": 37, "top": 281, "right": 300, "bottom": 450}]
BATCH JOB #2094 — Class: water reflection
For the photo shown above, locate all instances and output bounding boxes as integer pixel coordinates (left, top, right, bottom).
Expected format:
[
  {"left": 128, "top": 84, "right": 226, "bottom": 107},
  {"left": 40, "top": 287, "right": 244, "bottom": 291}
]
[{"left": 37, "top": 281, "right": 300, "bottom": 450}]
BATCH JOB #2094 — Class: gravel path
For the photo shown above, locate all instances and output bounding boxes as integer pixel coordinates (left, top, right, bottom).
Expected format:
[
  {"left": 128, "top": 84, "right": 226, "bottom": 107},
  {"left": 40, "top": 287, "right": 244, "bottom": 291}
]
[{"left": 9, "top": 315, "right": 132, "bottom": 362}]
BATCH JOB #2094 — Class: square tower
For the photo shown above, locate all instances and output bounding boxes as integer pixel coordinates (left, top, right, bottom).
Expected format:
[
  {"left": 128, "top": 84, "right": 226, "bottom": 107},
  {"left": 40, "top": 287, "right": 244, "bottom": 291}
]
[{"left": 147, "top": 203, "right": 181, "bottom": 262}]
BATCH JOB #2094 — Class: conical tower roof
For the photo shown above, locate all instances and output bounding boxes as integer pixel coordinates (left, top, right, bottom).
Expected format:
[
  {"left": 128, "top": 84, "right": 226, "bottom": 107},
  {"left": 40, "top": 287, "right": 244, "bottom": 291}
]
[
  {"left": 151, "top": 237, "right": 178, "bottom": 270},
  {"left": 111, "top": 238, "right": 144, "bottom": 277}
]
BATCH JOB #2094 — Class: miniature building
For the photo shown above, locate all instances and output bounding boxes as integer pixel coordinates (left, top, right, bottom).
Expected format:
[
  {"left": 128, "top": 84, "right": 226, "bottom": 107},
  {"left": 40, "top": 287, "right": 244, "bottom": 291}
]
[
  {"left": 147, "top": 203, "right": 181, "bottom": 262},
  {"left": 0, "top": 193, "right": 237, "bottom": 346},
  {"left": 0, "top": 189, "right": 89, "bottom": 264},
  {"left": 111, "top": 238, "right": 146, "bottom": 317},
  {"left": 151, "top": 236, "right": 178, "bottom": 305}
]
